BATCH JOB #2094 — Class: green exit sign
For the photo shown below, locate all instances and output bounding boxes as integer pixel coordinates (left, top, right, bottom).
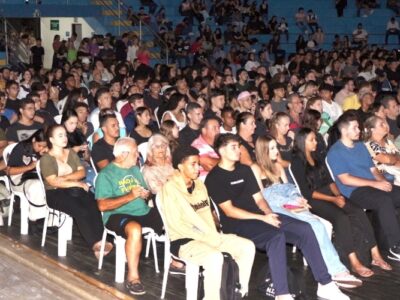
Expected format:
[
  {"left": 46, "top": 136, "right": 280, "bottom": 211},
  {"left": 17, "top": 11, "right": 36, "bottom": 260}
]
[{"left": 50, "top": 20, "right": 59, "bottom": 31}]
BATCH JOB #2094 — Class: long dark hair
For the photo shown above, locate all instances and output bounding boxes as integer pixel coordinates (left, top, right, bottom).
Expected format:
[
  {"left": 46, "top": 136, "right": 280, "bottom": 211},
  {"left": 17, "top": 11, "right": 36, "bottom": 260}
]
[
  {"left": 20, "top": 129, "right": 46, "bottom": 156},
  {"left": 293, "top": 128, "right": 330, "bottom": 191}
]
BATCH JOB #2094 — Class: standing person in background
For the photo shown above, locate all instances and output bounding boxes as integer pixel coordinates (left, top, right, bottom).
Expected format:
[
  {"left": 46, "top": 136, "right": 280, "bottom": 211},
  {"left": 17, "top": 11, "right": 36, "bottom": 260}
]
[
  {"left": 30, "top": 38, "right": 44, "bottom": 72},
  {"left": 336, "top": 0, "right": 347, "bottom": 17}
]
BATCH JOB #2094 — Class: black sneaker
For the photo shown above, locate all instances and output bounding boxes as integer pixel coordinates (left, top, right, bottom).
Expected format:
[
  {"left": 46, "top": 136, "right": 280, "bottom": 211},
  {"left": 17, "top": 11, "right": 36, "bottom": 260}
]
[
  {"left": 388, "top": 245, "right": 400, "bottom": 261},
  {"left": 126, "top": 281, "right": 146, "bottom": 295}
]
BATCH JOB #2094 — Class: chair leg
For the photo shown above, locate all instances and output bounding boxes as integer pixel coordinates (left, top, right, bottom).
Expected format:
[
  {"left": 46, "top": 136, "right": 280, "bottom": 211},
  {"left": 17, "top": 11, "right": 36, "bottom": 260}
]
[
  {"left": 66, "top": 216, "right": 73, "bottom": 241},
  {"left": 115, "top": 236, "right": 126, "bottom": 283},
  {"left": 7, "top": 194, "right": 14, "bottom": 227},
  {"left": 0, "top": 214, "right": 3, "bottom": 226},
  {"left": 145, "top": 234, "right": 151, "bottom": 258},
  {"left": 41, "top": 209, "right": 49, "bottom": 247},
  {"left": 98, "top": 230, "right": 108, "bottom": 270},
  {"left": 161, "top": 253, "right": 171, "bottom": 299},
  {"left": 58, "top": 215, "right": 69, "bottom": 257},
  {"left": 20, "top": 196, "right": 29, "bottom": 235},
  {"left": 292, "top": 246, "right": 297, "bottom": 254},
  {"left": 186, "top": 263, "right": 199, "bottom": 300},
  {"left": 151, "top": 234, "right": 159, "bottom": 273}
]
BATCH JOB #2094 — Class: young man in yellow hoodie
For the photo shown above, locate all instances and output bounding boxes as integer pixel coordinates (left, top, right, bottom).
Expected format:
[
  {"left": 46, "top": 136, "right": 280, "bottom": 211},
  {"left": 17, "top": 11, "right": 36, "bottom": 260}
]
[{"left": 160, "top": 146, "right": 255, "bottom": 300}]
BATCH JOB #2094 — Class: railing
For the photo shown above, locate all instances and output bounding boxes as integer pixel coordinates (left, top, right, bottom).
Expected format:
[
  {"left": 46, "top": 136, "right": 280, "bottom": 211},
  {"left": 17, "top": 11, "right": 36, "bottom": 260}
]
[
  {"left": 97, "top": 0, "right": 169, "bottom": 64},
  {"left": 0, "top": 15, "right": 20, "bottom": 65}
]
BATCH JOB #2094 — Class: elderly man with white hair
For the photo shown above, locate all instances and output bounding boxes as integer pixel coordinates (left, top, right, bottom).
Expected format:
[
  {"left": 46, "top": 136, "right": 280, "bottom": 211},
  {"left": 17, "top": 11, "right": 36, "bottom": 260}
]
[{"left": 95, "top": 137, "right": 162, "bottom": 296}]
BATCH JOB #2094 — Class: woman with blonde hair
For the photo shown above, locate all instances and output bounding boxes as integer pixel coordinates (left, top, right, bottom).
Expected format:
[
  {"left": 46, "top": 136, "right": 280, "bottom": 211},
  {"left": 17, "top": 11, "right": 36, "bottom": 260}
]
[
  {"left": 160, "top": 120, "right": 180, "bottom": 153},
  {"left": 364, "top": 116, "right": 400, "bottom": 185},
  {"left": 251, "top": 135, "right": 363, "bottom": 288},
  {"left": 142, "top": 134, "right": 174, "bottom": 195}
]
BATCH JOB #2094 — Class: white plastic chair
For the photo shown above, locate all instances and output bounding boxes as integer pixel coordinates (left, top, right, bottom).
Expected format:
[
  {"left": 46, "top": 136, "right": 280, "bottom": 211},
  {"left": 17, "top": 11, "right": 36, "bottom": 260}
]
[
  {"left": 4, "top": 143, "right": 30, "bottom": 235},
  {"left": 155, "top": 194, "right": 200, "bottom": 300},
  {"left": 95, "top": 174, "right": 163, "bottom": 282},
  {"left": 0, "top": 174, "right": 11, "bottom": 226},
  {"left": 138, "top": 142, "right": 149, "bottom": 164},
  {"left": 116, "top": 100, "right": 128, "bottom": 113},
  {"left": 53, "top": 115, "right": 62, "bottom": 124},
  {"left": 154, "top": 107, "right": 161, "bottom": 128},
  {"left": 36, "top": 161, "right": 73, "bottom": 257},
  {"left": 288, "top": 163, "right": 333, "bottom": 266}
]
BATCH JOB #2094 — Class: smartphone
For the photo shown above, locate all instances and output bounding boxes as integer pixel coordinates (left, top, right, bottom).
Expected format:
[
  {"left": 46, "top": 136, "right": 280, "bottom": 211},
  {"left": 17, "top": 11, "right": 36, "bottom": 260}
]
[{"left": 283, "top": 204, "right": 303, "bottom": 210}]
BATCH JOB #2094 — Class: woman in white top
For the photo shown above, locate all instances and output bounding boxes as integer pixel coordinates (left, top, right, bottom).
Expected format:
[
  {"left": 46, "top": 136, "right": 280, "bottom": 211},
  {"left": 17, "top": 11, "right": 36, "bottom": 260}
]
[
  {"left": 18, "top": 70, "right": 33, "bottom": 99},
  {"left": 160, "top": 93, "right": 187, "bottom": 131}
]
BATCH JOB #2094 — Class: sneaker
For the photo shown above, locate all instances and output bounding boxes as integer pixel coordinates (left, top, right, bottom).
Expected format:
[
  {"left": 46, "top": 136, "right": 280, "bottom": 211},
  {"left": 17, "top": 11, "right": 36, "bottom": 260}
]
[
  {"left": 126, "top": 280, "right": 146, "bottom": 295},
  {"left": 388, "top": 245, "right": 400, "bottom": 261},
  {"left": 317, "top": 282, "right": 350, "bottom": 300},
  {"left": 332, "top": 273, "right": 362, "bottom": 289}
]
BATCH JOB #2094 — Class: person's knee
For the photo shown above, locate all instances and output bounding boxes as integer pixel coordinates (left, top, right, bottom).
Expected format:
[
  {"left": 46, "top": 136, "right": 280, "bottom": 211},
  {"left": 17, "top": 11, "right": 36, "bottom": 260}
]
[{"left": 124, "top": 221, "right": 142, "bottom": 239}]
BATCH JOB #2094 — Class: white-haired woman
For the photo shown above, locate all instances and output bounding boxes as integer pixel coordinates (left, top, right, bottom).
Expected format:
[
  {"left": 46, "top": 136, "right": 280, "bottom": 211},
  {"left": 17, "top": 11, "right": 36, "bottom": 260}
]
[{"left": 141, "top": 134, "right": 174, "bottom": 195}]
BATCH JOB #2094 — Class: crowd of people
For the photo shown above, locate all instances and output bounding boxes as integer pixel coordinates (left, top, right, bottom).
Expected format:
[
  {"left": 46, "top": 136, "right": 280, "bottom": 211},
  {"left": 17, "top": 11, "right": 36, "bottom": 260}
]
[{"left": 1, "top": 0, "right": 400, "bottom": 299}]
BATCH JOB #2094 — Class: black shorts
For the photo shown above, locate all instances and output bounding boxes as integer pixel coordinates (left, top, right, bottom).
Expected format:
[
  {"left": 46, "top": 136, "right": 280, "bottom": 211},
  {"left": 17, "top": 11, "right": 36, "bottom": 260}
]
[{"left": 105, "top": 208, "right": 163, "bottom": 239}]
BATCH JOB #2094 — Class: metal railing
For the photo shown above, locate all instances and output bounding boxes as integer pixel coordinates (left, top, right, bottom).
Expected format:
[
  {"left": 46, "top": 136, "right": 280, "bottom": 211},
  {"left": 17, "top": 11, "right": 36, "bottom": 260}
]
[
  {"left": 0, "top": 16, "right": 20, "bottom": 65},
  {"left": 97, "top": 0, "right": 169, "bottom": 64}
]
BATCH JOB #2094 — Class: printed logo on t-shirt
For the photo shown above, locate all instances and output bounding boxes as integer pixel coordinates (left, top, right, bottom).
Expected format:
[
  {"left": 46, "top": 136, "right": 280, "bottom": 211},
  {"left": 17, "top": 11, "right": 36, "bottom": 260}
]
[
  {"left": 118, "top": 175, "right": 141, "bottom": 194},
  {"left": 190, "top": 199, "right": 209, "bottom": 211},
  {"left": 17, "top": 129, "right": 38, "bottom": 141},
  {"left": 230, "top": 179, "right": 244, "bottom": 185}
]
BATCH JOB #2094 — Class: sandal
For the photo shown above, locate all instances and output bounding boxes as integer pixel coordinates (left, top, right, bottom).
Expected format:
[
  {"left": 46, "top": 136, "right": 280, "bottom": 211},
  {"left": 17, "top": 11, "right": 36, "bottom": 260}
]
[
  {"left": 93, "top": 242, "right": 113, "bottom": 259},
  {"left": 351, "top": 266, "right": 374, "bottom": 278},
  {"left": 371, "top": 259, "right": 392, "bottom": 271}
]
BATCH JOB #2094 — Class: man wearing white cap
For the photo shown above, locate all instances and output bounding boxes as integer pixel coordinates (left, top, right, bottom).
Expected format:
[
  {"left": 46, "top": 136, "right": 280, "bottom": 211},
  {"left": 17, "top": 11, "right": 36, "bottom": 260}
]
[{"left": 236, "top": 91, "right": 253, "bottom": 113}]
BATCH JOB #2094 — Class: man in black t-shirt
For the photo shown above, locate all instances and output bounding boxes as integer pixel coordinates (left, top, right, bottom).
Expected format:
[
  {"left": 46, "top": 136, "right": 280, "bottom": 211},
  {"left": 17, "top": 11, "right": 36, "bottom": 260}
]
[
  {"left": 205, "top": 134, "right": 350, "bottom": 300},
  {"left": 6, "top": 99, "right": 43, "bottom": 143},
  {"left": 92, "top": 112, "right": 119, "bottom": 171},
  {"left": 382, "top": 95, "right": 400, "bottom": 138},
  {"left": 5, "top": 80, "right": 20, "bottom": 114},
  {"left": 179, "top": 102, "right": 202, "bottom": 146},
  {"left": 30, "top": 38, "right": 44, "bottom": 71}
]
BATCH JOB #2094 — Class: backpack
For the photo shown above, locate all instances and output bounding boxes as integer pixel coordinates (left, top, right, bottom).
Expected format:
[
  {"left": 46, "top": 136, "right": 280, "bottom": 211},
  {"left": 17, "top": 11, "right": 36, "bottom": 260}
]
[
  {"left": 220, "top": 252, "right": 242, "bottom": 300},
  {"left": 198, "top": 252, "right": 242, "bottom": 300},
  {"left": 257, "top": 264, "right": 305, "bottom": 299}
]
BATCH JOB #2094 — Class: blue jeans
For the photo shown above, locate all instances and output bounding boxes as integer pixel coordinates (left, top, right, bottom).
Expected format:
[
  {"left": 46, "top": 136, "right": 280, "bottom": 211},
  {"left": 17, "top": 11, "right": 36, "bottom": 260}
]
[{"left": 272, "top": 206, "right": 347, "bottom": 276}]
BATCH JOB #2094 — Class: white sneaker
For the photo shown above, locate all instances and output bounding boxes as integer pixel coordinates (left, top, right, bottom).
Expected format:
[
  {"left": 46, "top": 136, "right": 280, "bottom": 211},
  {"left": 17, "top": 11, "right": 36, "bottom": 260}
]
[{"left": 317, "top": 282, "right": 350, "bottom": 300}]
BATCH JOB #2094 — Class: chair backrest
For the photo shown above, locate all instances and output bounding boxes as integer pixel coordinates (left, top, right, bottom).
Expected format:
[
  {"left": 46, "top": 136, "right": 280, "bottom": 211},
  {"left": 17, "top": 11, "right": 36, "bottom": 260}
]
[
  {"left": 154, "top": 107, "right": 160, "bottom": 128},
  {"left": 35, "top": 160, "right": 49, "bottom": 200},
  {"left": 154, "top": 194, "right": 171, "bottom": 243},
  {"left": 90, "top": 156, "right": 98, "bottom": 176},
  {"left": 287, "top": 164, "right": 302, "bottom": 194},
  {"left": 325, "top": 157, "right": 335, "bottom": 182},
  {"left": 3, "top": 143, "right": 18, "bottom": 166},
  {"left": 116, "top": 100, "right": 128, "bottom": 113},
  {"left": 210, "top": 197, "right": 221, "bottom": 221},
  {"left": 138, "top": 142, "right": 149, "bottom": 163},
  {"left": 54, "top": 115, "right": 62, "bottom": 124}
]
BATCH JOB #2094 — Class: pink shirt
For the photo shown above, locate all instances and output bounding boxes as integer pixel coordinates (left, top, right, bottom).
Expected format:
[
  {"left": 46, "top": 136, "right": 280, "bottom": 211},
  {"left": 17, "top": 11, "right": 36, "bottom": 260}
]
[{"left": 191, "top": 135, "right": 219, "bottom": 181}]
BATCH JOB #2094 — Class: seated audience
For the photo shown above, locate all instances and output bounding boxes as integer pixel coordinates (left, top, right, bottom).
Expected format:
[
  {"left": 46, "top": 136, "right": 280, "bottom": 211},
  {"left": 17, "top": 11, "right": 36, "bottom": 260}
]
[
  {"left": 160, "top": 93, "right": 188, "bottom": 131},
  {"left": 292, "top": 128, "right": 391, "bottom": 276},
  {"left": 130, "top": 107, "right": 154, "bottom": 146},
  {"left": 327, "top": 113, "right": 400, "bottom": 262},
  {"left": 191, "top": 117, "right": 221, "bottom": 180},
  {"left": 142, "top": 134, "right": 174, "bottom": 195},
  {"left": 7, "top": 129, "right": 48, "bottom": 221},
  {"left": 179, "top": 102, "right": 203, "bottom": 146},
  {"left": 205, "top": 133, "right": 350, "bottom": 300},
  {"left": 92, "top": 110, "right": 119, "bottom": 171},
  {"left": 40, "top": 125, "right": 110, "bottom": 257},
  {"left": 6, "top": 98, "right": 43, "bottom": 143},
  {"left": 236, "top": 112, "right": 257, "bottom": 165},
  {"left": 269, "top": 112, "right": 294, "bottom": 168},
  {"left": 95, "top": 137, "right": 162, "bottom": 295},
  {"left": 252, "top": 135, "right": 363, "bottom": 287},
  {"left": 364, "top": 116, "right": 400, "bottom": 185},
  {"left": 160, "top": 145, "right": 256, "bottom": 299}
]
